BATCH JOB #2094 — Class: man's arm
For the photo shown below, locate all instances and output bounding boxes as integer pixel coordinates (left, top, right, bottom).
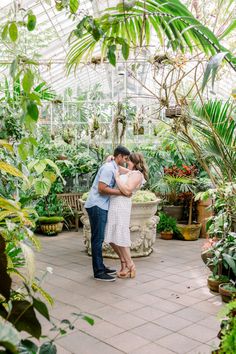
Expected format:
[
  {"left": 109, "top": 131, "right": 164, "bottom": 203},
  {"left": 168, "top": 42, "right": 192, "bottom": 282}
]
[{"left": 98, "top": 182, "right": 122, "bottom": 196}]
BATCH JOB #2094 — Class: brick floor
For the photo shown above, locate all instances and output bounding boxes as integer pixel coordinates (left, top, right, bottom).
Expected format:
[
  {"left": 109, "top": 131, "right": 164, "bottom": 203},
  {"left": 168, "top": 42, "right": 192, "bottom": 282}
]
[{"left": 36, "top": 231, "right": 222, "bottom": 354}]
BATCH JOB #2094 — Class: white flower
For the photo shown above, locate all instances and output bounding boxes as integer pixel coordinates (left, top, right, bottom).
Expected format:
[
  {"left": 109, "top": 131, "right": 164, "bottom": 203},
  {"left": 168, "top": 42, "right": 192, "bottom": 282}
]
[{"left": 46, "top": 266, "right": 53, "bottom": 274}]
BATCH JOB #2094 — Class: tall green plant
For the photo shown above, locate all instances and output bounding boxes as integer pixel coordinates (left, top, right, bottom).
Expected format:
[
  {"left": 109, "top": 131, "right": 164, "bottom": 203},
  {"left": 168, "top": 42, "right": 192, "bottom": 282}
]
[
  {"left": 178, "top": 100, "right": 236, "bottom": 185},
  {"left": 67, "top": 0, "right": 236, "bottom": 71}
]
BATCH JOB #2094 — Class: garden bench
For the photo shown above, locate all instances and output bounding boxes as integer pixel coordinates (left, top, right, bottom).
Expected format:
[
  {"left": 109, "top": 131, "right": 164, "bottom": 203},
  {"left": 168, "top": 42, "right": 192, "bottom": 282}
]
[{"left": 57, "top": 193, "right": 82, "bottom": 231}]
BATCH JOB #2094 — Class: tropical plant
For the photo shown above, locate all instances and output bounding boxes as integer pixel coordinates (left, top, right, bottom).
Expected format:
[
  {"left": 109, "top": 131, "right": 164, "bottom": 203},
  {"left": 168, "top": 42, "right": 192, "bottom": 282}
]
[
  {"left": 214, "top": 300, "right": 236, "bottom": 354},
  {"left": 67, "top": 0, "right": 236, "bottom": 71},
  {"left": 157, "top": 212, "right": 178, "bottom": 232},
  {"left": 206, "top": 233, "right": 236, "bottom": 280},
  {"left": 178, "top": 100, "right": 236, "bottom": 185},
  {"left": 196, "top": 182, "right": 236, "bottom": 238}
]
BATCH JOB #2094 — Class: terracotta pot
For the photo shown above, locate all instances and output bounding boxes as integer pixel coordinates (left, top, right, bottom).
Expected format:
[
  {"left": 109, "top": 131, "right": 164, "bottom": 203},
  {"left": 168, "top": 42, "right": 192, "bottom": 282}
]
[
  {"left": 160, "top": 231, "right": 173, "bottom": 240},
  {"left": 207, "top": 276, "right": 229, "bottom": 293},
  {"left": 197, "top": 199, "right": 213, "bottom": 238},
  {"left": 163, "top": 205, "right": 183, "bottom": 221},
  {"left": 177, "top": 223, "right": 202, "bottom": 241},
  {"left": 219, "top": 283, "right": 236, "bottom": 303},
  {"left": 40, "top": 222, "right": 63, "bottom": 236}
]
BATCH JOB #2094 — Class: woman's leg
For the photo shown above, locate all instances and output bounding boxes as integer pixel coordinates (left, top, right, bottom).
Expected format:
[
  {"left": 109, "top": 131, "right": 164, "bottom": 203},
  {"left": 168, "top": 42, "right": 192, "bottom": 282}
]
[
  {"left": 110, "top": 243, "right": 126, "bottom": 273},
  {"left": 118, "top": 246, "right": 136, "bottom": 278}
]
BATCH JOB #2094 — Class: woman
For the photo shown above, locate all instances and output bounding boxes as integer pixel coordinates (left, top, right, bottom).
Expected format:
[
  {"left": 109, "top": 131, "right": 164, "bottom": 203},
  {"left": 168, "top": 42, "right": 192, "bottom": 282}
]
[{"left": 104, "top": 153, "right": 148, "bottom": 278}]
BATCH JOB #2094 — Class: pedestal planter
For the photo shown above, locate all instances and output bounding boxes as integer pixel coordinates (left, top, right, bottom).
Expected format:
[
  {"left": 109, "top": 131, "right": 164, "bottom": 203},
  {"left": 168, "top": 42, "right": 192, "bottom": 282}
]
[
  {"left": 177, "top": 223, "right": 202, "bottom": 240},
  {"left": 80, "top": 198, "right": 161, "bottom": 258},
  {"left": 39, "top": 217, "right": 64, "bottom": 236},
  {"left": 197, "top": 199, "right": 213, "bottom": 237},
  {"left": 163, "top": 205, "right": 183, "bottom": 221},
  {"left": 160, "top": 231, "right": 173, "bottom": 240},
  {"left": 219, "top": 283, "right": 236, "bottom": 303}
]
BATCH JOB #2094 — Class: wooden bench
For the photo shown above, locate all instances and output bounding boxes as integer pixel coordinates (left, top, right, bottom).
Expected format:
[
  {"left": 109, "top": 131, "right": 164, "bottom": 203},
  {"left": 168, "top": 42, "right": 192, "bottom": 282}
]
[{"left": 57, "top": 193, "right": 83, "bottom": 231}]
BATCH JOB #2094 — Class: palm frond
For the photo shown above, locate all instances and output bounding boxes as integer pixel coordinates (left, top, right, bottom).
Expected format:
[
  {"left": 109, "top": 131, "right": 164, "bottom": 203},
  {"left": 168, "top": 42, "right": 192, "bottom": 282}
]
[{"left": 67, "top": 0, "right": 236, "bottom": 72}]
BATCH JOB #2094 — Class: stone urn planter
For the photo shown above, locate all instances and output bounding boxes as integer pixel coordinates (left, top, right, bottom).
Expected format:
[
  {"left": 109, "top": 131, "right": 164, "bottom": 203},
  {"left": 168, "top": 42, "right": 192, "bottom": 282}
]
[{"left": 80, "top": 192, "right": 161, "bottom": 258}]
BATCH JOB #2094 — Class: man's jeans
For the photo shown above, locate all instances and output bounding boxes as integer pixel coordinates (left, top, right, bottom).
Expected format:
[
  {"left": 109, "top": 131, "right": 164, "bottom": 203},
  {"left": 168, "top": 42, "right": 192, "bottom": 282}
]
[{"left": 86, "top": 206, "right": 108, "bottom": 277}]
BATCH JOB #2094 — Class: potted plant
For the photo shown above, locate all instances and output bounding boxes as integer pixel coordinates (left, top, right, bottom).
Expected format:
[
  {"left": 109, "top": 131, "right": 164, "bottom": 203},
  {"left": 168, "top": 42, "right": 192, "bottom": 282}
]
[
  {"left": 207, "top": 274, "right": 229, "bottom": 293},
  {"left": 36, "top": 193, "right": 66, "bottom": 236},
  {"left": 205, "top": 233, "right": 236, "bottom": 295},
  {"left": 157, "top": 212, "right": 178, "bottom": 240},
  {"left": 219, "top": 282, "right": 236, "bottom": 303},
  {"left": 159, "top": 165, "right": 198, "bottom": 222}
]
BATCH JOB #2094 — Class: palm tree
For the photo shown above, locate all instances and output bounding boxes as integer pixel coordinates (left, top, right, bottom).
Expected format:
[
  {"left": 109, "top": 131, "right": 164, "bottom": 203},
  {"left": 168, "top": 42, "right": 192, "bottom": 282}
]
[
  {"left": 67, "top": 0, "right": 236, "bottom": 72},
  {"left": 178, "top": 99, "right": 236, "bottom": 184}
]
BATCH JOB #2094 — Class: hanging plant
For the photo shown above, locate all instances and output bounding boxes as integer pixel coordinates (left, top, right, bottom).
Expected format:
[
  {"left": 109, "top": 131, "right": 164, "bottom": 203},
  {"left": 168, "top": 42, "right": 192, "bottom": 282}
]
[
  {"left": 112, "top": 102, "right": 127, "bottom": 147},
  {"left": 133, "top": 105, "right": 145, "bottom": 135},
  {"left": 165, "top": 106, "right": 182, "bottom": 118}
]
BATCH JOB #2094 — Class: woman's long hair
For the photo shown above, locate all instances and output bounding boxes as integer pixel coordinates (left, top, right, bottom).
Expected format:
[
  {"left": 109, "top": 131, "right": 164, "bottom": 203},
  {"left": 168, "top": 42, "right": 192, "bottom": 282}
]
[{"left": 129, "top": 153, "right": 148, "bottom": 181}]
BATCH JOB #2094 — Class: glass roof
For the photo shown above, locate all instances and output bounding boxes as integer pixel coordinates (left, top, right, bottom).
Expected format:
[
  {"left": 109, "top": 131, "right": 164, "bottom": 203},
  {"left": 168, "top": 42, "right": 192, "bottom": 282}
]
[{"left": 0, "top": 0, "right": 234, "bottom": 102}]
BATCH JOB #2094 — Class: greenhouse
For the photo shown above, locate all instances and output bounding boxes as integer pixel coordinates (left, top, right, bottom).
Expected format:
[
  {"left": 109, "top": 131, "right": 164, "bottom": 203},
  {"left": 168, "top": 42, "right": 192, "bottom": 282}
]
[{"left": 0, "top": 0, "right": 236, "bottom": 353}]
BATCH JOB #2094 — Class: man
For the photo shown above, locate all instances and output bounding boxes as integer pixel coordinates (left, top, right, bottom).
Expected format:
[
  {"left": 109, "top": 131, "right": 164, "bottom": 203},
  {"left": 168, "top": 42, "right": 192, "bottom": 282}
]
[{"left": 85, "top": 145, "right": 130, "bottom": 281}]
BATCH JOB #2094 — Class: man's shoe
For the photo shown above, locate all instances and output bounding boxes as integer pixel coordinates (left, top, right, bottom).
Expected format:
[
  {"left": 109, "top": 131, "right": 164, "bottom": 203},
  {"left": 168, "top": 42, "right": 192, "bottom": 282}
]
[
  {"left": 94, "top": 273, "right": 116, "bottom": 282},
  {"left": 104, "top": 267, "right": 117, "bottom": 276}
]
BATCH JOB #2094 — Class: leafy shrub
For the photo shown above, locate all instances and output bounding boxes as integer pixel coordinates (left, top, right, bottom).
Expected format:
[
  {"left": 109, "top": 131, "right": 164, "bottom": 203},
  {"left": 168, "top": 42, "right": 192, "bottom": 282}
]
[{"left": 157, "top": 212, "right": 178, "bottom": 232}]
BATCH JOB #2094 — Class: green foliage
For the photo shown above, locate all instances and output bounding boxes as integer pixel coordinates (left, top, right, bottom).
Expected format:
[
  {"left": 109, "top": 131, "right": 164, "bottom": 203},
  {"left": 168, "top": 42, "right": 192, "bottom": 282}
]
[
  {"left": 67, "top": 0, "right": 236, "bottom": 72},
  {"left": 207, "top": 233, "right": 236, "bottom": 279},
  {"left": 217, "top": 300, "right": 236, "bottom": 354},
  {"left": 157, "top": 212, "right": 178, "bottom": 232},
  {"left": 38, "top": 216, "right": 64, "bottom": 224}
]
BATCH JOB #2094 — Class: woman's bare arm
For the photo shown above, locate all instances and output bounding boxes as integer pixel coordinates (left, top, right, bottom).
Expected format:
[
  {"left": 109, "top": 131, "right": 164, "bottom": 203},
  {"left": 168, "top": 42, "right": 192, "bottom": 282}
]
[{"left": 115, "top": 172, "right": 142, "bottom": 196}]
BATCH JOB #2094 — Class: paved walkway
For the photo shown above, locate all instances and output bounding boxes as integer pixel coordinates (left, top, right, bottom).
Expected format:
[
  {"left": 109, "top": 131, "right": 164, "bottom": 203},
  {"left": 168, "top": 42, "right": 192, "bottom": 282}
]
[{"left": 36, "top": 231, "right": 223, "bottom": 354}]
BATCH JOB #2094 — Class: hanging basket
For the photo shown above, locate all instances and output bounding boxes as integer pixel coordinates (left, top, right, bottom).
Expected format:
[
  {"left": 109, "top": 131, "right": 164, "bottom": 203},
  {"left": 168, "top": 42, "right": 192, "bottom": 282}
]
[{"left": 165, "top": 106, "right": 182, "bottom": 118}]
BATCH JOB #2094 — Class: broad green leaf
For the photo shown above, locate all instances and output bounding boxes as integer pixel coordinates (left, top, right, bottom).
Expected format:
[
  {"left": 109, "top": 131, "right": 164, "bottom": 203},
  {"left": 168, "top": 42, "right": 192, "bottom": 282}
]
[
  {"left": 27, "top": 101, "right": 39, "bottom": 121},
  {"left": 0, "top": 320, "right": 20, "bottom": 353},
  {"left": 82, "top": 315, "right": 94, "bottom": 326},
  {"left": 2, "top": 24, "right": 8, "bottom": 40},
  {"left": 39, "top": 342, "right": 56, "bottom": 354},
  {"left": 27, "top": 13, "right": 37, "bottom": 31},
  {"left": 19, "top": 339, "right": 38, "bottom": 354},
  {"left": 22, "top": 70, "right": 34, "bottom": 93},
  {"left": 33, "top": 160, "right": 47, "bottom": 174},
  {"left": 33, "top": 297, "right": 50, "bottom": 321},
  {"left": 122, "top": 41, "right": 129, "bottom": 60},
  {"left": 43, "top": 171, "right": 57, "bottom": 183},
  {"left": 70, "top": 0, "right": 79, "bottom": 14},
  {"left": 34, "top": 178, "right": 51, "bottom": 196},
  {"left": 0, "top": 161, "right": 24, "bottom": 178},
  {"left": 9, "top": 22, "right": 18, "bottom": 42},
  {"left": 7, "top": 300, "right": 41, "bottom": 339},
  {"left": 18, "top": 137, "right": 37, "bottom": 161},
  {"left": 10, "top": 58, "right": 18, "bottom": 78},
  {"left": 107, "top": 44, "right": 116, "bottom": 66}
]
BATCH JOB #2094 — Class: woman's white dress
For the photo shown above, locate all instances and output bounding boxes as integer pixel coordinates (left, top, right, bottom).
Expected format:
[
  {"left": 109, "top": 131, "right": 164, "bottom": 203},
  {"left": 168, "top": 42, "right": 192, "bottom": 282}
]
[{"left": 104, "top": 172, "right": 144, "bottom": 247}]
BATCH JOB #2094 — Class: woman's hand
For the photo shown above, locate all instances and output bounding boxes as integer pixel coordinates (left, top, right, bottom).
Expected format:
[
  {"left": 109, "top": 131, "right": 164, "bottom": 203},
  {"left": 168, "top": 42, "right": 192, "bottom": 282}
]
[{"left": 105, "top": 155, "right": 114, "bottom": 162}]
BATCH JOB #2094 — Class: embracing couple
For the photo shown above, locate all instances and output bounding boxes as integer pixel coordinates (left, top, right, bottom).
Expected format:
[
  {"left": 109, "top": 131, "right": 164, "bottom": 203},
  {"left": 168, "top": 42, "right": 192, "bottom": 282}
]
[{"left": 85, "top": 145, "right": 148, "bottom": 282}]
